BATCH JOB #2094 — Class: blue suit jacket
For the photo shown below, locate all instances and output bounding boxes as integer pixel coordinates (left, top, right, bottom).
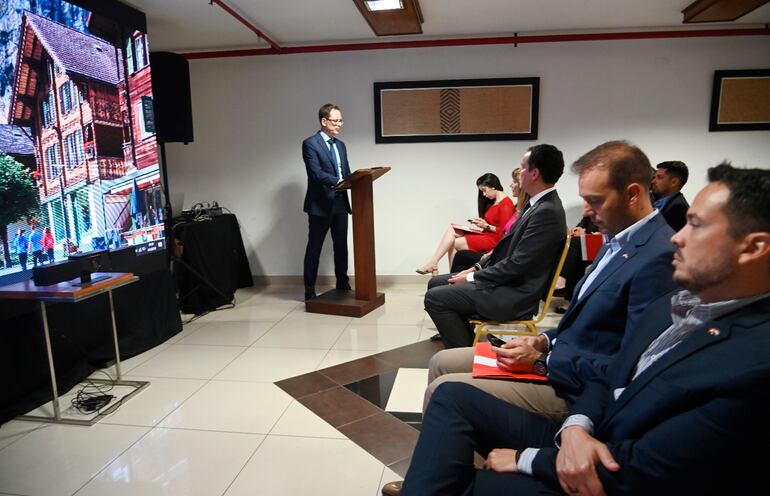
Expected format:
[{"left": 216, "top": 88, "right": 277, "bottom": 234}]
[
  {"left": 533, "top": 291, "right": 770, "bottom": 495},
  {"left": 302, "top": 131, "right": 352, "bottom": 217},
  {"left": 659, "top": 191, "right": 689, "bottom": 232},
  {"left": 546, "top": 213, "right": 678, "bottom": 401}
]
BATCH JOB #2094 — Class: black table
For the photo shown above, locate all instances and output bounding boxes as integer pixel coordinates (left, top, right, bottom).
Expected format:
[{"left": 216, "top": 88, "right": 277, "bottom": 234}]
[{"left": 172, "top": 213, "right": 253, "bottom": 315}]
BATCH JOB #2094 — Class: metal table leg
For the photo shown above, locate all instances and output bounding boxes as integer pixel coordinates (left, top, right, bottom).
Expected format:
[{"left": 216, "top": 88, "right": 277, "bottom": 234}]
[
  {"left": 108, "top": 290, "right": 122, "bottom": 380},
  {"left": 39, "top": 301, "right": 61, "bottom": 421}
]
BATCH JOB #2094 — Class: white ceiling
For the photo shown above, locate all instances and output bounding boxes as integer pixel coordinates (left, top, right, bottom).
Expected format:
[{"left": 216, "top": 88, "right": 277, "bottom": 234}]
[{"left": 123, "top": 0, "right": 770, "bottom": 53}]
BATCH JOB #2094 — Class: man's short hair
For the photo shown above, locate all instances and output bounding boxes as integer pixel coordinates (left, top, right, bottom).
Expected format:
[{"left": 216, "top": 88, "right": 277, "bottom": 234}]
[
  {"left": 318, "top": 104, "right": 340, "bottom": 122},
  {"left": 571, "top": 140, "right": 653, "bottom": 193},
  {"left": 708, "top": 162, "right": 770, "bottom": 238},
  {"left": 657, "top": 161, "right": 689, "bottom": 187},
  {"left": 526, "top": 144, "right": 564, "bottom": 184}
]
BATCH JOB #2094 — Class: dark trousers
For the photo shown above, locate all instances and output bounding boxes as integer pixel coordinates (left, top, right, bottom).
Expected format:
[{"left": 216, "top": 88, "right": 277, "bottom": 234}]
[
  {"left": 402, "top": 382, "right": 562, "bottom": 496},
  {"left": 18, "top": 252, "right": 27, "bottom": 271},
  {"left": 451, "top": 250, "right": 484, "bottom": 273},
  {"left": 559, "top": 241, "right": 591, "bottom": 301},
  {"left": 46, "top": 248, "right": 54, "bottom": 263},
  {"left": 303, "top": 194, "right": 349, "bottom": 291},
  {"left": 424, "top": 276, "right": 479, "bottom": 348},
  {"left": 32, "top": 250, "right": 44, "bottom": 267}
]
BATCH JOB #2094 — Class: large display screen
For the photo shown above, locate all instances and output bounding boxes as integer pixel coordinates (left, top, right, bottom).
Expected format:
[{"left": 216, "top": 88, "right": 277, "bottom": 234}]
[{"left": 0, "top": 0, "right": 164, "bottom": 284}]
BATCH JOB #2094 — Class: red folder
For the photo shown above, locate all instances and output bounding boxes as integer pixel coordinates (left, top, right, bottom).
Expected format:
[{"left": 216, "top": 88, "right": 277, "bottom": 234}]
[
  {"left": 579, "top": 233, "right": 605, "bottom": 261},
  {"left": 452, "top": 223, "right": 483, "bottom": 235},
  {"left": 471, "top": 342, "right": 548, "bottom": 382}
]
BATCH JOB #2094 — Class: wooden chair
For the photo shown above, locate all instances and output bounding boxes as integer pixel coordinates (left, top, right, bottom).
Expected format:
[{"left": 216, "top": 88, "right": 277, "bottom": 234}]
[{"left": 471, "top": 232, "right": 571, "bottom": 345}]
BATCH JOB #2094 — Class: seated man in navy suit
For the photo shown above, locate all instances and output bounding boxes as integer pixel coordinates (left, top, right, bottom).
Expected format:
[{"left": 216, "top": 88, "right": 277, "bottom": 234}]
[
  {"left": 424, "top": 141, "right": 678, "bottom": 420},
  {"left": 390, "top": 163, "right": 770, "bottom": 496},
  {"left": 302, "top": 104, "right": 352, "bottom": 301},
  {"left": 651, "top": 160, "right": 689, "bottom": 232}
]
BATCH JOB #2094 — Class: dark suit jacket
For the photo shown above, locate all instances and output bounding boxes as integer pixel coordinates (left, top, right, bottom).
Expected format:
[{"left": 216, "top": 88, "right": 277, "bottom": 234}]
[
  {"left": 533, "top": 292, "right": 770, "bottom": 495},
  {"left": 302, "top": 131, "right": 352, "bottom": 216},
  {"left": 546, "top": 213, "right": 678, "bottom": 402},
  {"left": 472, "top": 190, "right": 567, "bottom": 321},
  {"left": 659, "top": 191, "right": 689, "bottom": 232}
]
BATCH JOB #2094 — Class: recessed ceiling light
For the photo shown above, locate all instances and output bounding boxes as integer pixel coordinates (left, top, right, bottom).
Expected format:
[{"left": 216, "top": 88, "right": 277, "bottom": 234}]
[{"left": 364, "top": 0, "right": 404, "bottom": 12}]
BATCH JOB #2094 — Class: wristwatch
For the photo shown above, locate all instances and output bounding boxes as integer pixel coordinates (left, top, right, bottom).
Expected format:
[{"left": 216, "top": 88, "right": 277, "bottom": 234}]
[{"left": 533, "top": 352, "right": 548, "bottom": 376}]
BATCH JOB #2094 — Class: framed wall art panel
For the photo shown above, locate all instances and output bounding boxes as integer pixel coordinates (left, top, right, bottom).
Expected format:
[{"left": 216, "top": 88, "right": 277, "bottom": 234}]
[
  {"left": 709, "top": 69, "right": 770, "bottom": 132},
  {"left": 374, "top": 78, "right": 539, "bottom": 143}
]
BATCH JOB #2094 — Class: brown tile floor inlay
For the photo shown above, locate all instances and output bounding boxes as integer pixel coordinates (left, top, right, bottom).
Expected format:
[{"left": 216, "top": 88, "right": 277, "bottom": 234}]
[
  {"left": 337, "top": 411, "right": 420, "bottom": 466},
  {"left": 276, "top": 339, "right": 444, "bottom": 472},
  {"left": 297, "top": 386, "right": 382, "bottom": 428}
]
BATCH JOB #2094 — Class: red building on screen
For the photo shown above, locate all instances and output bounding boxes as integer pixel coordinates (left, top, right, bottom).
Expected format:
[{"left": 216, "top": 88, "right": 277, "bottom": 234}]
[{"left": 7, "top": 11, "right": 161, "bottom": 251}]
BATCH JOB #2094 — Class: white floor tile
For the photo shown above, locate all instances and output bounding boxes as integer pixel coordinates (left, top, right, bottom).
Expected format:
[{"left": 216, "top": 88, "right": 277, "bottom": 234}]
[
  {"left": 100, "top": 376, "right": 206, "bottom": 427},
  {"left": 177, "top": 320, "right": 276, "bottom": 346},
  {"left": 224, "top": 436, "right": 383, "bottom": 496},
  {"left": 160, "top": 381, "right": 292, "bottom": 433},
  {"left": 214, "top": 346, "right": 328, "bottom": 382},
  {"left": 77, "top": 428, "right": 263, "bottom": 496},
  {"left": 378, "top": 466, "right": 402, "bottom": 496},
  {"left": 0, "top": 423, "right": 148, "bottom": 496},
  {"left": 316, "top": 349, "right": 375, "bottom": 369},
  {"left": 115, "top": 342, "right": 171, "bottom": 374},
  {"left": 269, "top": 401, "right": 345, "bottom": 439},
  {"left": 279, "top": 307, "right": 354, "bottom": 325},
  {"left": 252, "top": 321, "right": 347, "bottom": 350},
  {"left": 332, "top": 323, "right": 422, "bottom": 351},
  {"left": 196, "top": 303, "right": 300, "bottom": 323},
  {"left": 385, "top": 368, "right": 430, "bottom": 413},
  {"left": 0, "top": 420, "right": 44, "bottom": 451},
  {"left": 127, "top": 344, "right": 245, "bottom": 379},
  {"left": 357, "top": 304, "right": 427, "bottom": 326}
]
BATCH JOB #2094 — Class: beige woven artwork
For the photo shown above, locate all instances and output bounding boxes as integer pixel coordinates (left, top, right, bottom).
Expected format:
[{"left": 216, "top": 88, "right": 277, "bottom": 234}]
[{"left": 380, "top": 85, "right": 533, "bottom": 137}]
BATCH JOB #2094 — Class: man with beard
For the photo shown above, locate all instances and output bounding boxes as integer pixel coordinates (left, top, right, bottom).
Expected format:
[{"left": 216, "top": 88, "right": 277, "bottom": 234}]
[{"left": 389, "top": 163, "right": 770, "bottom": 496}]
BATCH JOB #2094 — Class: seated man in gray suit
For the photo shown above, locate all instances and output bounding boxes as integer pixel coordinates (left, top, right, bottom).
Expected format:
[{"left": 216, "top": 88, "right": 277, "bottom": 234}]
[
  {"left": 425, "top": 144, "right": 568, "bottom": 349},
  {"left": 424, "top": 141, "right": 678, "bottom": 421}
]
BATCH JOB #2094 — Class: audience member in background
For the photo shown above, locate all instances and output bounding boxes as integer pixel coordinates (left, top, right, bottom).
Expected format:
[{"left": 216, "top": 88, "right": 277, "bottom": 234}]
[
  {"left": 29, "top": 225, "right": 44, "bottom": 267},
  {"left": 423, "top": 141, "right": 677, "bottom": 420},
  {"left": 416, "top": 173, "right": 513, "bottom": 276},
  {"left": 450, "top": 167, "right": 530, "bottom": 273},
  {"left": 302, "top": 103, "right": 352, "bottom": 301},
  {"left": 424, "top": 145, "right": 566, "bottom": 348},
  {"left": 42, "top": 227, "right": 54, "bottom": 263},
  {"left": 390, "top": 163, "right": 770, "bottom": 496},
  {"left": 13, "top": 228, "right": 26, "bottom": 269},
  {"left": 651, "top": 160, "right": 689, "bottom": 231},
  {"left": 553, "top": 216, "right": 599, "bottom": 313}
]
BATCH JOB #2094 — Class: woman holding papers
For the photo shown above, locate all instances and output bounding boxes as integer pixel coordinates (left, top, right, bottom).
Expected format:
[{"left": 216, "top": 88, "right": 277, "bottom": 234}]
[{"left": 416, "top": 173, "right": 514, "bottom": 275}]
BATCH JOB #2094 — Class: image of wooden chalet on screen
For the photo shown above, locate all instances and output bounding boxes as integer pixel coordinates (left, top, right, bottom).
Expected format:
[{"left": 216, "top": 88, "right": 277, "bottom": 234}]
[
  {"left": 6, "top": 11, "right": 163, "bottom": 256},
  {"left": 374, "top": 77, "right": 539, "bottom": 143}
]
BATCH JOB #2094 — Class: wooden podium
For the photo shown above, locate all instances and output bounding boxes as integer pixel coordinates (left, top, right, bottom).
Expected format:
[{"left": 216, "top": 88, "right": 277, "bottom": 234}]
[{"left": 306, "top": 167, "right": 390, "bottom": 317}]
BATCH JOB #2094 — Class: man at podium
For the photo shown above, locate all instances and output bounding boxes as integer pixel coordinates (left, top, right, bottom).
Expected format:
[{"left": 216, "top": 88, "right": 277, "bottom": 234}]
[{"left": 302, "top": 104, "right": 352, "bottom": 301}]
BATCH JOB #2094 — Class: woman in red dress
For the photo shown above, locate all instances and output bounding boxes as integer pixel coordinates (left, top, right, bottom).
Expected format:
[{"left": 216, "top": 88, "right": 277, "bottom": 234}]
[
  {"left": 416, "top": 173, "right": 514, "bottom": 275},
  {"left": 42, "top": 227, "right": 55, "bottom": 263}
]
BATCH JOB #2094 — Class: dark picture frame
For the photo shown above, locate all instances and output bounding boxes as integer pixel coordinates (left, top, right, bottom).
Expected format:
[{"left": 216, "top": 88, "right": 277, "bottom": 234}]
[
  {"left": 709, "top": 69, "right": 770, "bottom": 132},
  {"left": 374, "top": 77, "right": 539, "bottom": 143}
]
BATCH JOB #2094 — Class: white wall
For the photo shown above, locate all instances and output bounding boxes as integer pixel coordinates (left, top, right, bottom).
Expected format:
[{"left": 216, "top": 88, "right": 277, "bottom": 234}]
[{"left": 165, "top": 36, "right": 770, "bottom": 276}]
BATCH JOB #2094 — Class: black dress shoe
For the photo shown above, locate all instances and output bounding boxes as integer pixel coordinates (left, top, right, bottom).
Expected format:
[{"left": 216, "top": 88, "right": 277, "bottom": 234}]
[
  {"left": 429, "top": 333, "right": 442, "bottom": 341},
  {"left": 304, "top": 291, "right": 316, "bottom": 301},
  {"left": 336, "top": 282, "right": 352, "bottom": 291}
]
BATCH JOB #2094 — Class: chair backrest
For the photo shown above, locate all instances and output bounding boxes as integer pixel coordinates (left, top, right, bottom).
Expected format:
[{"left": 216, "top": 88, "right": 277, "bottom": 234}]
[{"left": 532, "top": 232, "right": 571, "bottom": 323}]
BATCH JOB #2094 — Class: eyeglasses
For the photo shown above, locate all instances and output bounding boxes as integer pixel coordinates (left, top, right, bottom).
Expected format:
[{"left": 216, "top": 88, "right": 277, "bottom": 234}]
[{"left": 325, "top": 118, "right": 344, "bottom": 125}]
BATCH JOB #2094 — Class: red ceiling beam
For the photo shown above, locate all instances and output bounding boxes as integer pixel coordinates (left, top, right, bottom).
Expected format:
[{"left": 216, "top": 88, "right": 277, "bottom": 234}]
[
  {"left": 210, "top": 0, "right": 281, "bottom": 51},
  {"left": 183, "top": 27, "right": 770, "bottom": 60}
]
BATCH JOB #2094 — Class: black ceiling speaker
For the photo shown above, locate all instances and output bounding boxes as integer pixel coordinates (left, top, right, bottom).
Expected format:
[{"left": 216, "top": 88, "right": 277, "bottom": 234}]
[{"left": 149, "top": 51, "right": 194, "bottom": 144}]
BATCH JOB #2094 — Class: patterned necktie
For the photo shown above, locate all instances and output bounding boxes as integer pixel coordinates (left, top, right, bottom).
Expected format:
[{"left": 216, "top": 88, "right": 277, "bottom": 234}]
[{"left": 328, "top": 138, "right": 342, "bottom": 179}]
